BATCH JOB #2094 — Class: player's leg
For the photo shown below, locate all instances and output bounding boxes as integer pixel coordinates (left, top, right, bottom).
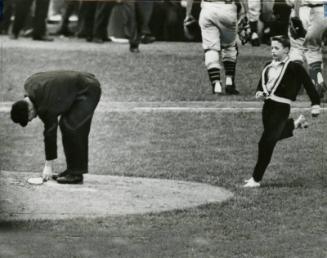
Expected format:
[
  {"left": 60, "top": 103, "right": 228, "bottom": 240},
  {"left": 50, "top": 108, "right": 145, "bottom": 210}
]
[
  {"left": 218, "top": 4, "right": 238, "bottom": 94},
  {"left": 247, "top": 0, "right": 261, "bottom": 46},
  {"left": 199, "top": 7, "right": 222, "bottom": 94},
  {"left": 288, "top": 6, "right": 311, "bottom": 64},
  {"left": 304, "top": 6, "right": 327, "bottom": 98},
  {"left": 221, "top": 44, "right": 238, "bottom": 95}
]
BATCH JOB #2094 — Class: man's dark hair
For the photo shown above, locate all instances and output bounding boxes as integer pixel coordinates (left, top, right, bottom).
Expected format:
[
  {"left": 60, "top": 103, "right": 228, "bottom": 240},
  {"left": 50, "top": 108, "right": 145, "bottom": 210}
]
[
  {"left": 271, "top": 35, "right": 291, "bottom": 49},
  {"left": 11, "top": 100, "right": 29, "bottom": 127}
]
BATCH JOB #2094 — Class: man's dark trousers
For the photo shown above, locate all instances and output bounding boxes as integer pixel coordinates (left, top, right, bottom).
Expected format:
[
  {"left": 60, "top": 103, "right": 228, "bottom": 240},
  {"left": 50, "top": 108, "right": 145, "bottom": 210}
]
[
  {"left": 253, "top": 100, "right": 295, "bottom": 182},
  {"left": 59, "top": 81, "right": 101, "bottom": 176},
  {"left": 12, "top": 0, "right": 50, "bottom": 38},
  {"left": 136, "top": 0, "right": 154, "bottom": 35},
  {"left": 78, "top": 1, "right": 115, "bottom": 40}
]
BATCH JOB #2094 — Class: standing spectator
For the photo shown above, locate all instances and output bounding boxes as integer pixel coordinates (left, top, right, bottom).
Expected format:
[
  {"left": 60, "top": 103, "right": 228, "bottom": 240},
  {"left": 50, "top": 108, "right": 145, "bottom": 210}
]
[{"left": 11, "top": 0, "right": 53, "bottom": 41}]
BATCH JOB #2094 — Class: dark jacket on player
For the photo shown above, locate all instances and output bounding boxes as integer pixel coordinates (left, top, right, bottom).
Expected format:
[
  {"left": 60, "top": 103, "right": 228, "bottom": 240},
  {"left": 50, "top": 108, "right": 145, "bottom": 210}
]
[{"left": 24, "top": 70, "right": 101, "bottom": 161}]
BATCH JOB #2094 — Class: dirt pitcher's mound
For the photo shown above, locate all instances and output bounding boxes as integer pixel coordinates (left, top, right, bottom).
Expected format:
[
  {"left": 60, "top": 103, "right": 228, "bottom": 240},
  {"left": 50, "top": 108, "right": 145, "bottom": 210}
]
[{"left": 0, "top": 171, "right": 233, "bottom": 221}]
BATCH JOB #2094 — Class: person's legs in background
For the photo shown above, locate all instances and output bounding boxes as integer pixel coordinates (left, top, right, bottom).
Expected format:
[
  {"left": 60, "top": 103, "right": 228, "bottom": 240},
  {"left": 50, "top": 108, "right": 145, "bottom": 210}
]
[
  {"left": 33, "top": 0, "right": 53, "bottom": 41},
  {"left": 136, "top": 0, "right": 155, "bottom": 44},
  {"left": 11, "top": 0, "right": 34, "bottom": 38},
  {"left": 122, "top": 2, "right": 139, "bottom": 52},
  {"left": 0, "top": 0, "right": 14, "bottom": 35},
  {"left": 77, "top": 1, "right": 96, "bottom": 41},
  {"left": 56, "top": 0, "right": 79, "bottom": 36},
  {"left": 93, "top": 1, "right": 115, "bottom": 43}
]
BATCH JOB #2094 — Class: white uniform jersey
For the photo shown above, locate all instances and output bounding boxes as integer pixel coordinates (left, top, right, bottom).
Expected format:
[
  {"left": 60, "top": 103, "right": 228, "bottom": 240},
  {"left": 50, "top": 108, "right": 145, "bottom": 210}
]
[{"left": 286, "top": 0, "right": 327, "bottom": 6}]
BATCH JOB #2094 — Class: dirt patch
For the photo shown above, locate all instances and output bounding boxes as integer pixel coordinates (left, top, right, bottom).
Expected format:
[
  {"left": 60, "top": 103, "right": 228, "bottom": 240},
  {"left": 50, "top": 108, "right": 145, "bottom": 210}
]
[{"left": 0, "top": 171, "right": 233, "bottom": 221}]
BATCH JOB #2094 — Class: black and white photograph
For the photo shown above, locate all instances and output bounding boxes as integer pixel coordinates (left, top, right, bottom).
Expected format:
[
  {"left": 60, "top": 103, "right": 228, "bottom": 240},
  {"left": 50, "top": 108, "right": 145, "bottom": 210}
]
[{"left": 0, "top": 0, "right": 326, "bottom": 257}]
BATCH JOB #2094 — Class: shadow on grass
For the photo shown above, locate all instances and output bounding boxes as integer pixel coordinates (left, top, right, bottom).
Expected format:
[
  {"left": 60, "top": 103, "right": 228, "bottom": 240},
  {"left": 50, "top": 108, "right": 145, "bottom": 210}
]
[{"left": 261, "top": 177, "right": 325, "bottom": 188}]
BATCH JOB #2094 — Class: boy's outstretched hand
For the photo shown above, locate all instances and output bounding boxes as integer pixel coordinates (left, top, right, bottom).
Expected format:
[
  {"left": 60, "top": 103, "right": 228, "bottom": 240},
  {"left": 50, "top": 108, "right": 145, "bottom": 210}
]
[{"left": 255, "top": 91, "right": 266, "bottom": 100}]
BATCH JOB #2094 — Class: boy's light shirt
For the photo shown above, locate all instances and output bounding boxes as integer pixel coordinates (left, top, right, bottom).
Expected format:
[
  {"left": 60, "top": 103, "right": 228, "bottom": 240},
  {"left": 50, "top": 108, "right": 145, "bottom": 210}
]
[{"left": 266, "top": 56, "right": 289, "bottom": 92}]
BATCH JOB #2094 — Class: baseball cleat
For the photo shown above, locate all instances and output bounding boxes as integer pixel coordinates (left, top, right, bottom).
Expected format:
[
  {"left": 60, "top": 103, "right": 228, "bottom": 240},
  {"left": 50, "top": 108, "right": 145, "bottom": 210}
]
[
  {"left": 213, "top": 81, "right": 223, "bottom": 94},
  {"left": 243, "top": 177, "right": 260, "bottom": 188},
  {"left": 225, "top": 85, "right": 239, "bottom": 95},
  {"left": 251, "top": 32, "right": 260, "bottom": 47},
  {"left": 295, "top": 114, "right": 308, "bottom": 129}
]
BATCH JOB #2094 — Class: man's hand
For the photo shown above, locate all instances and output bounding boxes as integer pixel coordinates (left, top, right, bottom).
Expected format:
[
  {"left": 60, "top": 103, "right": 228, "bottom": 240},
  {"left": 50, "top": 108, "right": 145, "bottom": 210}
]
[
  {"left": 255, "top": 91, "right": 265, "bottom": 100},
  {"left": 42, "top": 160, "right": 53, "bottom": 181},
  {"left": 311, "top": 105, "right": 320, "bottom": 117}
]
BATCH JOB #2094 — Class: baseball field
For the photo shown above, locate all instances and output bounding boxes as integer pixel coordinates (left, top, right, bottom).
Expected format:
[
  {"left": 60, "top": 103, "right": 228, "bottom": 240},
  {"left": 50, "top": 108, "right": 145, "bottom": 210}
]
[{"left": 0, "top": 37, "right": 326, "bottom": 257}]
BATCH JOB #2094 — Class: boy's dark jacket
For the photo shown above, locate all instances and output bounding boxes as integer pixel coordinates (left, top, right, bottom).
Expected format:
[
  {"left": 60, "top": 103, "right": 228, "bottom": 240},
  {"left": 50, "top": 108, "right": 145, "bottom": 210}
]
[{"left": 257, "top": 60, "right": 321, "bottom": 106}]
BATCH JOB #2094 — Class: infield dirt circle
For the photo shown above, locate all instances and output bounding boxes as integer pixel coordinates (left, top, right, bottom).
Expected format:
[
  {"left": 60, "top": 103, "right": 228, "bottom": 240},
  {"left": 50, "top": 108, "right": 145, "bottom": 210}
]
[{"left": 0, "top": 171, "right": 233, "bottom": 221}]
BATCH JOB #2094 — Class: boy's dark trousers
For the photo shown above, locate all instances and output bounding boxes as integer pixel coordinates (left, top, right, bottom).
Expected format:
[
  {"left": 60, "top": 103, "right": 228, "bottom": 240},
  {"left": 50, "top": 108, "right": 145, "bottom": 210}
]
[
  {"left": 253, "top": 99, "right": 295, "bottom": 182},
  {"left": 59, "top": 84, "right": 101, "bottom": 176}
]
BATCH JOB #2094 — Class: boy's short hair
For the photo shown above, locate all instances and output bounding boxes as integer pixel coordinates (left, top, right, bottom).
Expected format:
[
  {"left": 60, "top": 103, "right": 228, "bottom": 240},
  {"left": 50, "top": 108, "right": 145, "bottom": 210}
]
[
  {"left": 11, "top": 100, "right": 29, "bottom": 127},
  {"left": 271, "top": 35, "right": 291, "bottom": 49}
]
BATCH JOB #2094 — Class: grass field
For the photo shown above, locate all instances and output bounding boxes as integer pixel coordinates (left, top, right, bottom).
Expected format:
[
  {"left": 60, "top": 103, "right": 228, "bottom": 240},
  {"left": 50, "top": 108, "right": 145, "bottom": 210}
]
[{"left": 0, "top": 36, "right": 326, "bottom": 257}]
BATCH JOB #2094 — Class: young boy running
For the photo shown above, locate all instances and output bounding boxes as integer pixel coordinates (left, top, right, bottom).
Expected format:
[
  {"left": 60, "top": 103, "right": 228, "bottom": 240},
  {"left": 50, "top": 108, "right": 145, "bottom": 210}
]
[{"left": 244, "top": 35, "right": 321, "bottom": 188}]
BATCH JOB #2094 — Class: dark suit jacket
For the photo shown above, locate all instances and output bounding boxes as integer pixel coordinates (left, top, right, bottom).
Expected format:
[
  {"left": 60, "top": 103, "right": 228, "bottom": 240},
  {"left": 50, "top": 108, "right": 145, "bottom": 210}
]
[
  {"left": 256, "top": 60, "right": 320, "bottom": 106},
  {"left": 24, "top": 70, "right": 101, "bottom": 160}
]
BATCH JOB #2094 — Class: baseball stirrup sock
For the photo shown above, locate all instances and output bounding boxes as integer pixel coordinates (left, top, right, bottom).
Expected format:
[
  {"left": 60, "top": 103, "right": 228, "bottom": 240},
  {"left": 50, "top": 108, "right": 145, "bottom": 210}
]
[
  {"left": 223, "top": 61, "right": 236, "bottom": 78},
  {"left": 249, "top": 21, "right": 258, "bottom": 33},
  {"left": 207, "top": 68, "right": 220, "bottom": 86},
  {"left": 309, "top": 62, "right": 323, "bottom": 84}
]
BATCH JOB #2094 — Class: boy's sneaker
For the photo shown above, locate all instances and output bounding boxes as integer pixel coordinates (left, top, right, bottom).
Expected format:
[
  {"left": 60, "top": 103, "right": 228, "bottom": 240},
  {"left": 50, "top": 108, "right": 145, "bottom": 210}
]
[{"left": 243, "top": 177, "right": 260, "bottom": 188}]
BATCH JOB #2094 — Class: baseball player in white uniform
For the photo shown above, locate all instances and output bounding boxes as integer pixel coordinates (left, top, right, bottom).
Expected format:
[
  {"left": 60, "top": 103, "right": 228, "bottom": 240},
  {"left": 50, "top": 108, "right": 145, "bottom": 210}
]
[
  {"left": 185, "top": 0, "right": 242, "bottom": 95},
  {"left": 287, "top": 0, "right": 327, "bottom": 97}
]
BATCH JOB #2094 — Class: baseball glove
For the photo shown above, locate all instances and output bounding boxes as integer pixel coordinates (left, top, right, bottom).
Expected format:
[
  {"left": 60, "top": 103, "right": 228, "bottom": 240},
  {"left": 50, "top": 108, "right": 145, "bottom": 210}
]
[
  {"left": 184, "top": 15, "right": 198, "bottom": 40},
  {"left": 289, "top": 17, "right": 307, "bottom": 39},
  {"left": 238, "top": 16, "right": 251, "bottom": 45}
]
